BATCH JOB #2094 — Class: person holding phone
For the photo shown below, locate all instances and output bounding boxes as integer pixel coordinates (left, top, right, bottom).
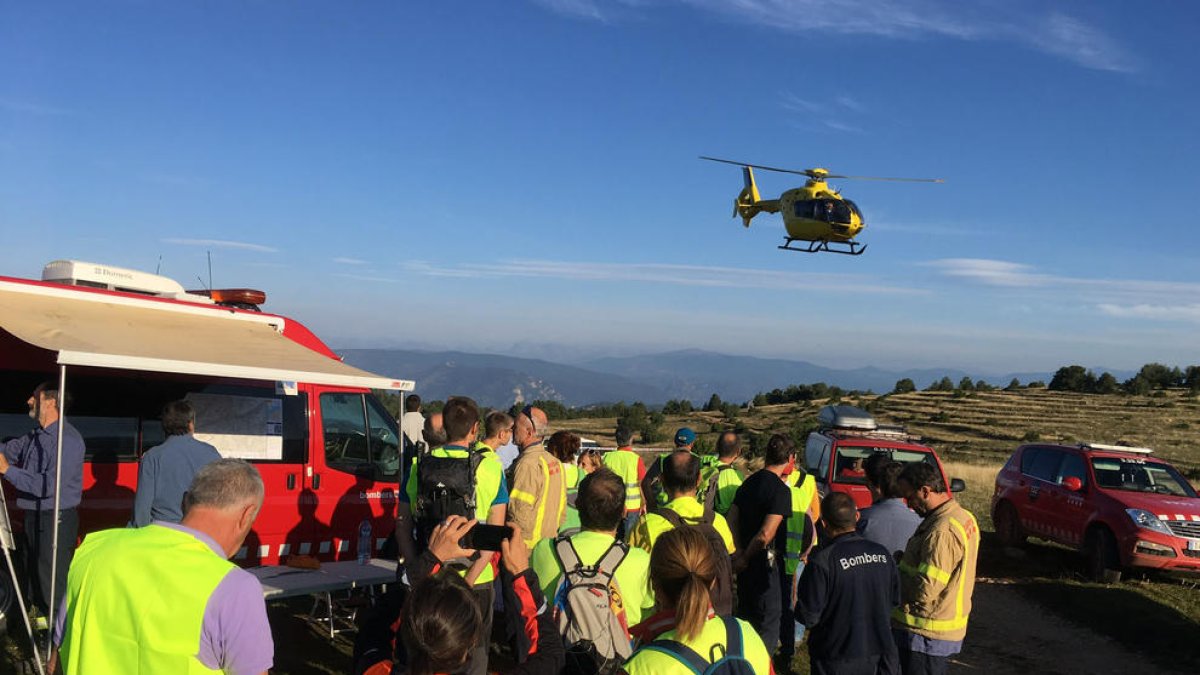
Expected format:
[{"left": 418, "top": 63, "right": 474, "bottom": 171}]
[{"left": 356, "top": 517, "right": 564, "bottom": 675}]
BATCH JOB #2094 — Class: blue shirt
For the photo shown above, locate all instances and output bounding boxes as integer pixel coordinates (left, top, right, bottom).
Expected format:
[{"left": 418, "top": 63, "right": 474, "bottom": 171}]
[
  {"left": 1, "top": 420, "right": 86, "bottom": 511},
  {"left": 857, "top": 498, "right": 922, "bottom": 560},
  {"left": 131, "top": 434, "right": 222, "bottom": 527}
]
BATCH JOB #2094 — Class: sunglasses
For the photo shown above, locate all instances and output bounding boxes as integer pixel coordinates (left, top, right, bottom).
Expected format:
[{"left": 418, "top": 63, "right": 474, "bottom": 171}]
[{"left": 521, "top": 405, "right": 539, "bottom": 433}]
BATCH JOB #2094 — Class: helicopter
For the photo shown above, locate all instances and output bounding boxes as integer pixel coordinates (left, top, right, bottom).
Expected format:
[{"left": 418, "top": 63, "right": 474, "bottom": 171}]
[{"left": 700, "top": 156, "right": 943, "bottom": 256}]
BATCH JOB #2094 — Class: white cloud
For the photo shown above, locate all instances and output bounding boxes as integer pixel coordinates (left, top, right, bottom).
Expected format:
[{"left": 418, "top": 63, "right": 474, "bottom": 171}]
[
  {"left": 402, "top": 258, "right": 926, "bottom": 295},
  {"left": 925, "top": 259, "right": 1200, "bottom": 324},
  {"left": 1097, "top": 304, "right": 1200, "bottom": 323},
  {"left": 162, "top": 238, "right": 278, "bottom": 253},
  {"left": 530, "top": 0, "right": 608, "bottom": 20},
  {"left": 923, "top": 258, "right": 1050, "bottom": 287},
  {"left": 534, "top": 1, "right": 1138, "bottom": 73},
  {"left": 333, "top": 257, "right": 369, "bottom": 265}
]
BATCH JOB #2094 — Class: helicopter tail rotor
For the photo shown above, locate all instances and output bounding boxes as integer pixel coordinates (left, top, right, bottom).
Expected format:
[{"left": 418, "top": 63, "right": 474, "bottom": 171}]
[{"left": 733, "top": 166, "right": 762, "bottom": 227}]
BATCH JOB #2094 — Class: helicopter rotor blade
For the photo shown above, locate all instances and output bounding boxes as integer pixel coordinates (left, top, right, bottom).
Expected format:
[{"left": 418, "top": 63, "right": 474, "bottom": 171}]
[
  {"left": 701, "top": 157, "right": 943, "bottom": 183},
  {"left": 823, "top": 174, "right": 945, "bottom": 183},
  {"left": 699, "top": 156, "right": 814, "bottom": 177}
]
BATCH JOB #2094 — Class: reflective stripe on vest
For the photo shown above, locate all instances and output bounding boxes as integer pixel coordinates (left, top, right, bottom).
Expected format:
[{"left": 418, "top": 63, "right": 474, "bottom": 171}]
[
  {"left": 783, "top": 475, "right": 818, "bottom": 575},
  {"left": 59, "top": 525, "right": 231, "bottom": 674},
  {"left": 604, "top": 450, "right": 643, "bottom": 511}
]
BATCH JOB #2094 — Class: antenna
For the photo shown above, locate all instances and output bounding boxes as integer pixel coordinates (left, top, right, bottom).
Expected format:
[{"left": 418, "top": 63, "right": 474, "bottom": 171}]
[
  {"left": 207, "top": 250, "right": 213, "bottom": 289},
  {"left": 155, "top": 255, "right": 162, "bottom": 275}
]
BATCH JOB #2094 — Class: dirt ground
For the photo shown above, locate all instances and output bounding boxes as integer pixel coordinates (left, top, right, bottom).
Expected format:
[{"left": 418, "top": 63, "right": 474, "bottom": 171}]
[{"left": 951, "top": 579, "right": 1170, "bottom": 675}]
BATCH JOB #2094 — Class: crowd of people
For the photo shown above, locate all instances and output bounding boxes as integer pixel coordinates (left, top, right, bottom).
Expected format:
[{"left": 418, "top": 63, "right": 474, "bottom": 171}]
[
  {"left": 366, "top": 395, "right": 981, "bottom": 675},
  {"left": 1, "top": 385, "right": 980, "bottom": 675}
]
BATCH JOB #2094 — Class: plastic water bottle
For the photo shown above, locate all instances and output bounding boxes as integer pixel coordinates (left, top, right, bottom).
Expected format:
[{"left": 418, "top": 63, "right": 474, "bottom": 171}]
[{"left": 357, "top": 519, "right": 372, "bottom": 565}]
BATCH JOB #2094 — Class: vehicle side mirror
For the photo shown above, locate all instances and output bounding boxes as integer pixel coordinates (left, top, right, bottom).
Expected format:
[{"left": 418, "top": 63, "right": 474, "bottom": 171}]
[
  {"left": 1062, "top": 476, "right": 1083, "bottom": 492},
  {"left": 950, "top": 478, "right": 967, "bottom": 493}
]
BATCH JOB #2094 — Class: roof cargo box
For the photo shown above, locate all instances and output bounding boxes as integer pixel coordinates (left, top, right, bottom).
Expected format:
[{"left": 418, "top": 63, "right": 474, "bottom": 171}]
[{"left": 818, "top": 405, "right": 878, "bottom": 431}]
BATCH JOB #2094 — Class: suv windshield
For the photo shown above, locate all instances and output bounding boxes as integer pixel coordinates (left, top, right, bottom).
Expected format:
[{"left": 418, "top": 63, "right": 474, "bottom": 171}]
[
  {"left": 1091, "top": 457, "right": 1198, "bottom": 497},
  {"left": 833, "top": 445, "right": 937, "bottom": 485}
]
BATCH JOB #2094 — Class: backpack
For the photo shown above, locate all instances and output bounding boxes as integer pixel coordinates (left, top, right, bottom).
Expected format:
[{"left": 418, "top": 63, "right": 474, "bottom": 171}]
[
  {"left": 653, "top": 508, "right": 734, "bottom": 616},
  {"left": 700, "top": 465, "right": 734, "bottom": 516},
  {"left": 551, "top": 535, "right": 633, "bottom": 675},
  {"left": 413, "top": 445, "right": 484, "bottom": 546},
  {"left": 643, "top": 615, "right": 756, "bottom": 675}
]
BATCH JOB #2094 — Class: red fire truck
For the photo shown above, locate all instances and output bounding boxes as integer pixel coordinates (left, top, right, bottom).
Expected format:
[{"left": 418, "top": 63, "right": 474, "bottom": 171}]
[{"left": 0, "top": 260, "right": 414, "bottom": 624}]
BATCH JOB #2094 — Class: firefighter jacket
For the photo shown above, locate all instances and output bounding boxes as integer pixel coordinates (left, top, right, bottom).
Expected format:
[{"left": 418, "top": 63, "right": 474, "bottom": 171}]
[
  {"left": 893, "top": 499, "right": 979, "bottom": 643},
  {"left": 508, "top": 441, "right": 567, "bottom": 548}
]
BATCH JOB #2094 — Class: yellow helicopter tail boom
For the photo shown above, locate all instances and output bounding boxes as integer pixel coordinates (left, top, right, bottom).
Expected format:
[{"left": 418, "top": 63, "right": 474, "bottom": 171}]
[{"left": 735, "top": 166, "right": 778, "bottom": 227}]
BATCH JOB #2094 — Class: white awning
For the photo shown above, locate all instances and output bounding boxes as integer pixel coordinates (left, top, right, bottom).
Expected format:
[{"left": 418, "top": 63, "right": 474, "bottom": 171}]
[{"left": 0, "top": 279, "right": 414, "bottom": 391}]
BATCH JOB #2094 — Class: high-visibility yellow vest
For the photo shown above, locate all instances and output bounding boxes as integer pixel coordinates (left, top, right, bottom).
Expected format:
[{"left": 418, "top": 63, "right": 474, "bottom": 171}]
[
  {"left": 602, "top": 448, "right": 644, "bottom": 512},
  {"left": 59, "top": 525, "right": 231, "bottom": 674},
  {"left": 784, "top": 474, "right": 818, "bottom": 576},
  {"left": 562, "top": 462, "right": 581, "bottom": 533}
]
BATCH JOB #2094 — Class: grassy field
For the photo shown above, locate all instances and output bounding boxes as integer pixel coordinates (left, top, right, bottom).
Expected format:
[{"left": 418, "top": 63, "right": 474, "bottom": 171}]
[
  {"left": 562, "top": 387, "right": 1200, "bottom": 476},
  {"left": 561, "top": 390, "right": 1200, "bottom": 670}
]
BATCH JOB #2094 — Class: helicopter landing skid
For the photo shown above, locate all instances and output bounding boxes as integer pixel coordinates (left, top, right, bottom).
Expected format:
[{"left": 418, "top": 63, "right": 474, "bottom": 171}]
[{"left": 778, "top": 238, "right": 867, "bottom": 256}]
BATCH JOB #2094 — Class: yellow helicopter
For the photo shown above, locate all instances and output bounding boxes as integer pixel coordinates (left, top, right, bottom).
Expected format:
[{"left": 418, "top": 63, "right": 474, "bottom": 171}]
[{"left": 701, "top": 156, "right": 943, "bottom": 255}]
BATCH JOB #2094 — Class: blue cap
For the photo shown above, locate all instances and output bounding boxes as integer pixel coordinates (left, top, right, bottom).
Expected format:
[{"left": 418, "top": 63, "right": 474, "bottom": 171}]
[{"left": 674, "top": 427, "right": 696, "bottom": 447}]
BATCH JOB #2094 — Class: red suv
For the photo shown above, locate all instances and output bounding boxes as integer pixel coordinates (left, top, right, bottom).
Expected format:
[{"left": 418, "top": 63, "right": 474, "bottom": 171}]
[
  {"left": 804, "top": 405, "right": 964, "bottom": 509},
  {"left": 992, "top": 443, "right": 1200, "bottom": 581}
]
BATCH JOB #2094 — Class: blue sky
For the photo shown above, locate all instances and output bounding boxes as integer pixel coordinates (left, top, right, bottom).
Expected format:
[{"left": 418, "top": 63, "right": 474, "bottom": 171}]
[{"left": 2, "top": 1, "right": 1199, "bottom": 373}]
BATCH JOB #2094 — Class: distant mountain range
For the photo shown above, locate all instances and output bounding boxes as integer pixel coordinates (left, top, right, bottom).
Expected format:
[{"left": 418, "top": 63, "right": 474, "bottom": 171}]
[{"left": 339, "top": 348, "right": 1133, "bottom": 409}]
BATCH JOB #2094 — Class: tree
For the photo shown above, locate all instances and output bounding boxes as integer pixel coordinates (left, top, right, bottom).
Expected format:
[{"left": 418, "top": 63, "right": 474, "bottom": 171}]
[
  {"left": 704, "top": 393, "right": 724, "bottom": 412},
  {"left": 1186, "top": 365, "right": 1200, "bottom": 392},
  {"left": 975, "top": 379, "right": 993, "bottom": 392},
  {"left": 927, "top": 376, "right": 954, "bottom": 392},
  {"left": 1135, "top": 363, "right": 1179, "bottom": 390},
  {"left": 643, "top": 411, "right": 666, "bottom": 444},
  {"left": 1123, "top": 375, "right": 1152, "bottom": 396},
  {"left": 1005, "top": 378, "right": 1021, "bottom": 391},
  {"left": 1049, "top": 365, "right": 1095, "bottom": 392},
  {"left": 1095, "top": 372, "right": 1119, "bottom": 394},
  {"left": 958, "top": 377, "right": 975, "bottom": 392},
  {"left": 662, "top": 399, "right": 694, "bottom": 415}
]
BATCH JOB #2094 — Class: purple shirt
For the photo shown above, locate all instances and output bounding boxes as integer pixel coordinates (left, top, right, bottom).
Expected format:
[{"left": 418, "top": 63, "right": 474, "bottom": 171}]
[
  {"left": 56, "top": 522, "right": 274, "bottom": 674},
  {"left": 1, "top": 420, "right": 85, "bottom": 511}
]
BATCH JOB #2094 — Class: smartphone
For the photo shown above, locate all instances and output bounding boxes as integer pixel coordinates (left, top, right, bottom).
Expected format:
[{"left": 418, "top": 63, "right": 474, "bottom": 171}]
[{"left": 460, "top": 524, "right": 513, "bottom": 551}]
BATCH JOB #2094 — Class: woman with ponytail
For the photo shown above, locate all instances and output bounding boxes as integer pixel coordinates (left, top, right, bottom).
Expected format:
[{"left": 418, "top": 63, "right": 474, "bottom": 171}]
[{"left": 625, "top": 527, "right": 773, "bottom": 674}]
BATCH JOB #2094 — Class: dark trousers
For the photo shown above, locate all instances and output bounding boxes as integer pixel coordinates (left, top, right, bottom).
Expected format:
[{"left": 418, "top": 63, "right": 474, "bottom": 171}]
[
  {"left": 21, "top": 508, "right": 78, "bottom": 616},
  {"left": 618, "top": 512, "right": 640, "bottom": 541},
  {"left": 778, "top": 564, "right": 796, "bottom": 657},
  {"left": 811, "top": 653, "right": 901, "bottom": 675},
  {"left": 896, "top": 645, "right": 948, "bottom": 675},
  {"left": 735, "top": 560, "right": 781, "bottom": 655},
  {"left": 464, "top": 583, "right": 495, "bottom": 675}
]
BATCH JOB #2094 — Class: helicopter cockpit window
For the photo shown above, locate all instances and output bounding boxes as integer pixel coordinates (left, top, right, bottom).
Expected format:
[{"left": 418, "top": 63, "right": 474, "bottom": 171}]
[
  {"left": 844, "top": 200, "right": 864, "bottom": 220},
  {"left": 794, "top": 201, "right": 818, "bottom": 219}
]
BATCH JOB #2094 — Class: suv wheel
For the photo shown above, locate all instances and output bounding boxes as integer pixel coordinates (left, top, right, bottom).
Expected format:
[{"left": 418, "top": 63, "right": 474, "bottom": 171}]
[
  {"left": 993, "top": 501, "right": 1026, "bottom": 547},
  {"left": 1084, "top": 527, "right": 1122, "bottom": 584}
]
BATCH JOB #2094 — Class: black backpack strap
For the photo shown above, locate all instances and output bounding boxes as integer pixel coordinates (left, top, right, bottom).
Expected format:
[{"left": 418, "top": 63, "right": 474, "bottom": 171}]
[
  {"left": 721, "top": 615, "right": 744, "bottom": 658},
  {"left": 645, "top": 638, "right": 710, "bottom": 674},
  {"left": 653, "top": 507, "right": 686, "bottom": 529}
]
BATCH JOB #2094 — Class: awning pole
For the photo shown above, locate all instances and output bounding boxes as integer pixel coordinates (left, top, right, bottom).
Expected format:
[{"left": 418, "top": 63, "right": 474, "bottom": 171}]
[
  {"left": 0, "top": 476, "right": 46, "bottom": 675},
  {"left": 45, "top": 364, "right": 67, "bottom": 663}
]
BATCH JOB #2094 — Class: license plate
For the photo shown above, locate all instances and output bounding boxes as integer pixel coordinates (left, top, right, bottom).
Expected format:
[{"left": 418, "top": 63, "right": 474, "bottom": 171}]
[{"left": 1187, "top": 539, "right": 1200, "bottom": 552}]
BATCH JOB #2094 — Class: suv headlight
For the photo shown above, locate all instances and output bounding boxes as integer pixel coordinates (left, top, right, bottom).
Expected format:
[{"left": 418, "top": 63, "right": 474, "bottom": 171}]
[{"left": 1127, "top": 508, "right": 1174, "bottom": 535}]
